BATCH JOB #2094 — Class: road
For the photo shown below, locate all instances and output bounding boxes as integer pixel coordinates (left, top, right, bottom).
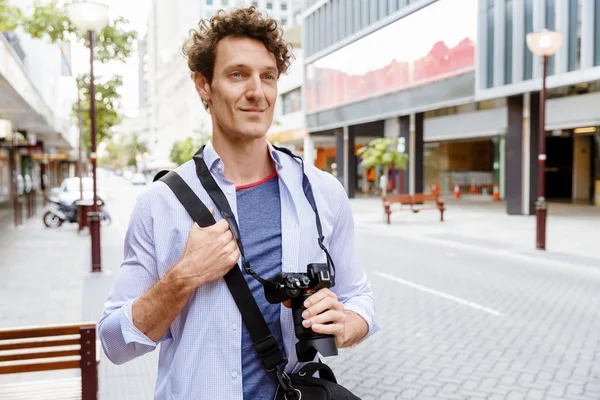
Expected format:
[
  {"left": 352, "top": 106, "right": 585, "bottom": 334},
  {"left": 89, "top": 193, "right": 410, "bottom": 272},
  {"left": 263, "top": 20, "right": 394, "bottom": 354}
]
[{"left": 99, "top": 170, "right": 600, "bottom": 399}]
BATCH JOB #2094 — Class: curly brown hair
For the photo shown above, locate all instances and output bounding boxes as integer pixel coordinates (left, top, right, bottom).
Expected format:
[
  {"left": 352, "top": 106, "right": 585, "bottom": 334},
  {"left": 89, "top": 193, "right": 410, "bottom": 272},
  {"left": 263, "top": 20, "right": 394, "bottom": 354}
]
[{"left": 182, "top": 6, "right": 292, "bottom": 85}]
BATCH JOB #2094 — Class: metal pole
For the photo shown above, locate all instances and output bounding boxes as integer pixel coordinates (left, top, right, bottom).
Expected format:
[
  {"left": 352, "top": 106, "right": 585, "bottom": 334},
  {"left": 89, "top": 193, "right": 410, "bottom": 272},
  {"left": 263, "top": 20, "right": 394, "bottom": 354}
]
[
  {"left": 88, "top": 30, "right": 102, "bottom": 272},
  {"left": 535, "top": 55, "right": 548, "bottom": 250}
]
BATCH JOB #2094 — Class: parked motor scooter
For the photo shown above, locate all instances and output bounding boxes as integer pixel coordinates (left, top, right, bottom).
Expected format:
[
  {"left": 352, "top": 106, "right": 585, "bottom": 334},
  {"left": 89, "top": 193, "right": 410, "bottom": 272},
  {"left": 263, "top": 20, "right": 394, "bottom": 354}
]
[{"left": 43, "top": 198, "right": 111, "bottom": 228}]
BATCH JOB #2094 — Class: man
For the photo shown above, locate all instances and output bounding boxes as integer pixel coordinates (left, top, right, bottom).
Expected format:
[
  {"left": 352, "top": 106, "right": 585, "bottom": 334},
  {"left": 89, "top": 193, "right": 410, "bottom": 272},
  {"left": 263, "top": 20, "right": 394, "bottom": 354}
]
[{"left": 98, "top": 7, "right": 378, "bottom": 400}]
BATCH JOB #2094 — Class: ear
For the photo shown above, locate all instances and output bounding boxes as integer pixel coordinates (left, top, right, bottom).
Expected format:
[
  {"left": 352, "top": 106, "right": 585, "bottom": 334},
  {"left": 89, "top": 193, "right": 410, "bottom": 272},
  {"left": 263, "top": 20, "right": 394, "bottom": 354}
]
[{"left": 194, "top": 72, "right": 211, "bottom": 105}]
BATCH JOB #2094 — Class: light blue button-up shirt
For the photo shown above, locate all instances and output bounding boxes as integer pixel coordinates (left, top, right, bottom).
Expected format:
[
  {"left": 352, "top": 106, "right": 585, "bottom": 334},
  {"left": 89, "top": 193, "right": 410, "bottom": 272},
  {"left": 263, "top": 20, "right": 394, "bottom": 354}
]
[{"left": 98, "top": 141, "right": 379, "bottom": 400}]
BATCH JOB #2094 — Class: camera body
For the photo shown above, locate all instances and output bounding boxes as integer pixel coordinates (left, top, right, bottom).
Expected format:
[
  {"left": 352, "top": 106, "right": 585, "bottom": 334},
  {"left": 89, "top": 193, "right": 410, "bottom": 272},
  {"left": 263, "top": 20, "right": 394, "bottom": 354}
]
[{"left": 264, "top": 263, "right": 338, "bottom": 362}]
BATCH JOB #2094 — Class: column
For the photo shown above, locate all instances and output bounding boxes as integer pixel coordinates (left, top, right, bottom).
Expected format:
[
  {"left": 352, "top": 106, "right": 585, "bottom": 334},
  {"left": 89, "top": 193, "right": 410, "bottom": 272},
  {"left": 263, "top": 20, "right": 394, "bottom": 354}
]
[
  {"left": 303, "top": 134, "right": 315, "bottom": 166},
  {"left": 335, "top": 128, "right": 344, "bottom": 187},
  {"left": 412, "top": 113, "right": 424, "bottom": 194},
  {"left": 399, "top": 116, "right": 410, "bottom": 194},
  {"left": 347, "top": 129, "right": 356, "bottom": 199},
  {"left": 506, "top": 93, "right": 540, "bottom": 215}
]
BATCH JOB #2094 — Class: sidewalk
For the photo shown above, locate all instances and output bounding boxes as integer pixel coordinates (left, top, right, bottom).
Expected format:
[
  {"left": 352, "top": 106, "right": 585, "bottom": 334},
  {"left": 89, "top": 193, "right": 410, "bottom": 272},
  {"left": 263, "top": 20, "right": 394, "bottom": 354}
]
[
  {"left": 0, "top": 205, "right": 157, "bottom": 398},
  {"left": 351, "top": 196, "right": 600, "bottom": 267}
]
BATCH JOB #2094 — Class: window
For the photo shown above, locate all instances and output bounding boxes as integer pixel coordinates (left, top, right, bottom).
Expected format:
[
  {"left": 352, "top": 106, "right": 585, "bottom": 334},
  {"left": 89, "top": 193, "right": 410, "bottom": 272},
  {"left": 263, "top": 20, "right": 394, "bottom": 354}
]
[
  {"left": 546, "top": 0, "right": 556, "bottom": 75},
  {"left": 281, "top": 18, "right": 288, "bottom": 26},
  {"left": 504, "top": 0, "right": 513, "bottom": 84},
  {"left": 222, "top": 0, "right": 228, "bottom": 5},
  {"left": 282, "top": 88, "right": 302, "bottom": 114},
  {"left": 206, "top": 0, "right": 213, "bottom": 5},
  {"left": 281, "top": 2, "right": 287, "bottom": 11},
  {"left": 568, "top": 0, "right": 582, "bottom": 71},
  {"left": 252, "top": 0, "right": 258, "bottom": 6},
  {"left": 524, "top": 0, "right": 534, "bottom": 80},
  {"left": 486, "top": 0, "right": 494, "bottom": 88},
  {"left": 266, "top": 1, "right": 273, "bottom": 10}
]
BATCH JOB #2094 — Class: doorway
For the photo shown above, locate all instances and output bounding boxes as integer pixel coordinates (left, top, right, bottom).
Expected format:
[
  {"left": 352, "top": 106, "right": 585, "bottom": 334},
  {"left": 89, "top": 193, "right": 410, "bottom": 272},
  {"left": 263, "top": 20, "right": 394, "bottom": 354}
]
[{"left": 545, "top": 136, "right": 573, "bottom": 200}]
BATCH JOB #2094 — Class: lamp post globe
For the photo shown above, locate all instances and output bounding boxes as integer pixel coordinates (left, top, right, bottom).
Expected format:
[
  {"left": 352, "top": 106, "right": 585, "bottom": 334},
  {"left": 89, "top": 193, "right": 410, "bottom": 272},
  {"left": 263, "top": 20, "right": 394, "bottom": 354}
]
[
  {"left": 68, "top": 1, "right": 109, "bottom": 272},
  {"left": 526, "top": 29, "right": 563, "bottom": 251},
  {"left": 526, "top": 29, "right": 563, "bottom": 57},
  {"left": 67, "top": 2, "right": 109, "bottom": 32}
]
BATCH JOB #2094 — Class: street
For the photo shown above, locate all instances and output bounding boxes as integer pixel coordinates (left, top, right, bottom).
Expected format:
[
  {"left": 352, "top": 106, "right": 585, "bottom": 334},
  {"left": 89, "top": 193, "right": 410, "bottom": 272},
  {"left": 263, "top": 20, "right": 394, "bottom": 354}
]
[{"left": 1, "top": 170, "right": 599, "bottom": 399}]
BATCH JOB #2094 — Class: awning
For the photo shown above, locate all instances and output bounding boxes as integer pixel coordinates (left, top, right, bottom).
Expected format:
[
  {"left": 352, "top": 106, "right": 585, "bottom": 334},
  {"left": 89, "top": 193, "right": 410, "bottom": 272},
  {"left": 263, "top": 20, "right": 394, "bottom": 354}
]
[{"left": 0, "top": 34, "right": 71, "bottom": 151}]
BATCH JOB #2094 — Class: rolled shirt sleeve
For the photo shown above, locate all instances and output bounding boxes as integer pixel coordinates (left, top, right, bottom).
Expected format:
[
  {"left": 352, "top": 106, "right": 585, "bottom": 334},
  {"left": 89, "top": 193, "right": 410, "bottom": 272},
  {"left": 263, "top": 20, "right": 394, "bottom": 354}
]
[
  {"left": 328, "top": 181, "right": 379, "bottom": 341},
  {"left": 98, "top": 192, "right": 170, "bottom": 365}
]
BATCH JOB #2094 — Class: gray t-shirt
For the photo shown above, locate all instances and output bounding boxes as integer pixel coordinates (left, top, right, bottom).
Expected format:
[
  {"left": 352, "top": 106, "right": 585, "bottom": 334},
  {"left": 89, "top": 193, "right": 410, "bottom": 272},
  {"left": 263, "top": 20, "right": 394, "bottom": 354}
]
[{"left": 236, "top": 172, "right": 285, "bottom": 399}]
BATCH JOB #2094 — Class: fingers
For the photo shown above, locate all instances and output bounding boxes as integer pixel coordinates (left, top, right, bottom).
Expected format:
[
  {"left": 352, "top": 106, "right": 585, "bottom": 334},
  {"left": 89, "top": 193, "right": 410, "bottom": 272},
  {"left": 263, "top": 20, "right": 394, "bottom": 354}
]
[
  {"left": 213, "top": 219, "right": 230, "bottom": 233},
  {"left": 303, "top": 288, "right": 337, "bottom": 309},
  {"left": 302, "top": 309, "right": 345, "bottom": 328},
  {"left": 310, "top": 320, "right": 344, "bottom": 337},
  {"left": 303, "top": 289, "right": 342, "bottom": 319}
]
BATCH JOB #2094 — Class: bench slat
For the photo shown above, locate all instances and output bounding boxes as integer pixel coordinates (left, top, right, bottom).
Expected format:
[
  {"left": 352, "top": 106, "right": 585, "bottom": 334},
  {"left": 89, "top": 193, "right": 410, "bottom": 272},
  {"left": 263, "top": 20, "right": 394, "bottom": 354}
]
[
  {"left": 0, "top": 323, "right": 94, "bottom": 341},
  {"left": 0, "top": 377, "right": 81, "bottom": 400},
  {"left": 0, "top": 338, "right": 79, "bottom": 352},
  {"left": 0, "top": 359, "right": 80, "bottom": 375},
  {"left": 0, "top": 349, "right": 80, "bottom": 363}
]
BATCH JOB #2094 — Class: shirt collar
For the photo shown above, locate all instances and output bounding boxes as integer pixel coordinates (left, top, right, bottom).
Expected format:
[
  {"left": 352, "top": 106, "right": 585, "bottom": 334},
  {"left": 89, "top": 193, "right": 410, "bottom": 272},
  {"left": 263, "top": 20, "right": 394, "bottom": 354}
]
[{"left": 202, "top": 140, "right": 283, "bottom": 172}]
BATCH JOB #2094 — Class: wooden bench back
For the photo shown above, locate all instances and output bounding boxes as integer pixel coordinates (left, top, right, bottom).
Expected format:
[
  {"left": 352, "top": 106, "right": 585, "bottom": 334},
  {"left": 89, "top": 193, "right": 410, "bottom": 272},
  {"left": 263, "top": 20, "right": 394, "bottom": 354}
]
[
  {"left": 412, "top": 193, "right": 439, "bottom": 203},
  {"left": 0, "top": 322, "right": 98, "bottom": 399},
  {"left": 382, "top": 194, "right": 413, "bottom": 205}
]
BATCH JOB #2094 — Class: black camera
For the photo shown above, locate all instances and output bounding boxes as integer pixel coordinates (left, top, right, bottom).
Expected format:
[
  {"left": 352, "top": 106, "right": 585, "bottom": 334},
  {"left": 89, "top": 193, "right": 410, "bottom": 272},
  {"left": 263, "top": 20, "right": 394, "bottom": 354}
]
[{"left": 264, "top": 263, "right": 338, "bottom": 362}]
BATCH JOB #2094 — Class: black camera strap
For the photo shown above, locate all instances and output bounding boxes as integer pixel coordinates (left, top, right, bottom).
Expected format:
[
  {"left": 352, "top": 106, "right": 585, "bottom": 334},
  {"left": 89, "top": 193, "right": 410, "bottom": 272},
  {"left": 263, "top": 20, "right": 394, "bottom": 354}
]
[
  {"left": 192, "top": 145, "right": 336, "bottom": 284},
  {"left": 159, "top": 171, "right": 288, "bottom": 373}
]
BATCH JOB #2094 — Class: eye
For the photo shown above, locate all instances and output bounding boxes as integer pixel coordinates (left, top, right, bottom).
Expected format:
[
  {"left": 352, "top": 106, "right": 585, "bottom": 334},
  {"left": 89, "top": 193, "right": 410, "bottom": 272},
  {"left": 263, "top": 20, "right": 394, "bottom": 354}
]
[
  {"left": 263, "top": 74, "right": 276, "bottom": 81},
  {"left": 231, "top": 72, "right": 242, "bottom": 78}
]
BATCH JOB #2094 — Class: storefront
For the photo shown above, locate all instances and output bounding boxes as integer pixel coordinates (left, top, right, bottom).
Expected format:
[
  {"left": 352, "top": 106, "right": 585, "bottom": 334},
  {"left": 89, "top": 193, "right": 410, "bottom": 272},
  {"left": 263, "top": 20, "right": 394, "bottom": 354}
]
[{"left": 424, "top": 137, "right": 503, "bottom": 198}]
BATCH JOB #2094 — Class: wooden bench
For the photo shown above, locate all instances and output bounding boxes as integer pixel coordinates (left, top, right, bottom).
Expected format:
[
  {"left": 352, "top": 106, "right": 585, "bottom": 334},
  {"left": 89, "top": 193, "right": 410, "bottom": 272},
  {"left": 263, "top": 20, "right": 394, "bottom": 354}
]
[
  {"left": 0, "top": 323, "right": 99, "bottom": 400},
  {"left": 382, "top": 193, "right": 445, "bottom": 224}
]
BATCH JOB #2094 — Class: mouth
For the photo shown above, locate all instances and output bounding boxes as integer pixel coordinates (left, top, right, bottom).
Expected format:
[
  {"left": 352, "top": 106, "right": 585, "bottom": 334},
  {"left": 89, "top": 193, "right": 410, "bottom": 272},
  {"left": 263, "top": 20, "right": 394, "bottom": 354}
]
[{"left": 240, "top": 108, "right": 265, "bottom": 113}]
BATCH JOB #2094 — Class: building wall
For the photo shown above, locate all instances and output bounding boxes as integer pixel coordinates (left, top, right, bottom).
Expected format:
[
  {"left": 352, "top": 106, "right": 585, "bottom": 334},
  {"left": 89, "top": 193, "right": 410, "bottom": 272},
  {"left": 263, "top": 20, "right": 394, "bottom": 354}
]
[{"left": 476, "top": 0, "right": 600, "bottom": 100}]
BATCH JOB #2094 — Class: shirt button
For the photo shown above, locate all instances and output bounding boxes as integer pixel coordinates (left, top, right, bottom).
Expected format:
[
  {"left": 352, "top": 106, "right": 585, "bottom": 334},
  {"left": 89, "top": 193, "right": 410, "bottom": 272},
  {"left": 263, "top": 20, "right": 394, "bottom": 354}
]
[
  {"left": 231, "top": 371, "right": 238, "bottom": 378},
  {"left": 231, "top": 324, "right": 237, "bottom": 330},
  {"left": 227, "top": 186, "right": 233, "bottom": 194}
]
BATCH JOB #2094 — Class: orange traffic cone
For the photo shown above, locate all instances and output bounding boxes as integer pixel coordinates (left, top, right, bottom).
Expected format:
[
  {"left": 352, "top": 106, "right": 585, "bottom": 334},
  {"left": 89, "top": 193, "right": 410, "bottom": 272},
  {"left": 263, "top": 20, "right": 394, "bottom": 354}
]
[
  {"left": 454, "top": 183, "right": 461, "bottom": 199},
  {"left": 493, "top": 183, "right": 500, "bottom": 200}
]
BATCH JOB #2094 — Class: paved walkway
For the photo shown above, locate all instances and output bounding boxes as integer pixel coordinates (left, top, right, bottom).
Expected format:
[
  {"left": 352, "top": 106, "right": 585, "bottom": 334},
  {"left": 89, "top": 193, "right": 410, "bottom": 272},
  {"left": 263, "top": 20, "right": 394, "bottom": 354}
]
[
  {"left": 352, "top": 197, "right": 600, "bottom": 267},
  {"left": 0, "top": 204, "right": 157, "bottom": 398},
  {"left": 1, "top": 195, "right": 598, "bottom": 398}
]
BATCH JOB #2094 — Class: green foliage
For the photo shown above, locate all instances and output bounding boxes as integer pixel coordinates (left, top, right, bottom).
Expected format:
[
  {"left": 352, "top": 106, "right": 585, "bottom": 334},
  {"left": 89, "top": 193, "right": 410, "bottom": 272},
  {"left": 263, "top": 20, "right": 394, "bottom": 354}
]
[
  {"left": 3, "top": 2, "right": 137, "bottom": 63},
  {"left": 125, "top": 132, "right": 148, "bottom": 169},
  {"left": 99, "top": 135, "right": 126, "bottom": 169},
  {"left": 74, "top": 73, "right": 123, "bottom": 154},
  {"left": 170, "top": 133, "right": 211, "bottom": 166},
  {"left": 0, "top": 1, "right": 22, "bottom": 31},
  {"left": 356, "top": 137, "right": 408, "bottom": 170}
]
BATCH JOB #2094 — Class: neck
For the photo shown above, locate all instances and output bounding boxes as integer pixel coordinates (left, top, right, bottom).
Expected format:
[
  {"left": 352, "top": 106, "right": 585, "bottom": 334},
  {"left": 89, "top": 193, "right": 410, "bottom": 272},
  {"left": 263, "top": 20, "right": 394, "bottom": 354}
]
[{"left": 211, "top": 134, "right": 275, "bottom": 186}]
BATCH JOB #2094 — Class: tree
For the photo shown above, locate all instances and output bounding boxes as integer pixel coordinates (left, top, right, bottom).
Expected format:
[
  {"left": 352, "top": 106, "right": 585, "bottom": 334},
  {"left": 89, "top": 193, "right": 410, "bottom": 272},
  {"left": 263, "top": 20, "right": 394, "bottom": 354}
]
[
  {"left": 2, "top": 2, "right": 136, "bottom": 63},
  {"left": 1, "top": 1, "right": 136, "bottom": 157},
  {"left": 170, "top": 133, "right": 211, "bottom": 166},
  {"left": 99, "top": 136, "right": 126, "bottom": 170},
  {"left": 356, "top": 137, "right": 408, "bottom": 197},
  {"left": 0, "top": 1, "right": 22, "bottom": 32},
  {"left": 125, "top": 132, "right": 148, "bottom": 171},
  {"left": 74, "top": 73, "right": 123, "bottom": 154}
]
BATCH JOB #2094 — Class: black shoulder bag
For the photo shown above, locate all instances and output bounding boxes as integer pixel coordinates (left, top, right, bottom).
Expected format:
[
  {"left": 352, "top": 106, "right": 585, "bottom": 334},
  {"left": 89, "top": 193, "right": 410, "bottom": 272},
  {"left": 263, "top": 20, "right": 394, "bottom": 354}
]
[{"left": 155, "top": 146, "right": 361, "bottom": 400}]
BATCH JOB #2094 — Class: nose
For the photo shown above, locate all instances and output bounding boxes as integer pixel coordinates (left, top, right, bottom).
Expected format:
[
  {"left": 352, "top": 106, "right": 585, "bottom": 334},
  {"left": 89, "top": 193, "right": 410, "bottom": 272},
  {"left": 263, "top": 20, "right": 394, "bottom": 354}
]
[{"left": 245, "top": 74, "right": 265, "bottom": 102}]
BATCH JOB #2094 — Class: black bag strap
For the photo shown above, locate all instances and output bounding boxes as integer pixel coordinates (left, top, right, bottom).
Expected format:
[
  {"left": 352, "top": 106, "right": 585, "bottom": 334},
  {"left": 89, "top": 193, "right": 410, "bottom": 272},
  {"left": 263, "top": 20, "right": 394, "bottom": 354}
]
[
  {"left": 159, "top": 171, "right": 288, "bottom": 372},
  {"left": 297, "top": 362, "right": 337, "bottom": 383}
]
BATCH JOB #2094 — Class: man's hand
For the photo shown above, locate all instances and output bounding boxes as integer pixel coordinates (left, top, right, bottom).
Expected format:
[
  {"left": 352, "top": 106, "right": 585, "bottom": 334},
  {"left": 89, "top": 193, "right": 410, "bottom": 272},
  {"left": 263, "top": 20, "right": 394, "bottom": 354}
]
[
  {"left": 301, "top": 288, "right": 347, "bottom": 347},
  {"left": 173, "top": 219, "right": 241, "bottom": 290}
]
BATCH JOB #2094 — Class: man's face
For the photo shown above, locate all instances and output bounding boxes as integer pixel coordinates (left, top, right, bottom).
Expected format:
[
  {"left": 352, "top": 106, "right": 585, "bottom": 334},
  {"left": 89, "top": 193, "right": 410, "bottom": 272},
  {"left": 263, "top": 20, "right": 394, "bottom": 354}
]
[{"left": 196, "top": 36, "right": 278, "bottom": 142}]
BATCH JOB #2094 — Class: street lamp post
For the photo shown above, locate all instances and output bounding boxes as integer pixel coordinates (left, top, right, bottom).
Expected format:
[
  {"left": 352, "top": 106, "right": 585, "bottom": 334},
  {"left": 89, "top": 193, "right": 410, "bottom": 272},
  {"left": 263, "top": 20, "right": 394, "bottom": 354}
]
[
  {"left": 526, "top": 29, "right": 563, "bottom": 251},
  {"left": 67, "top": 1, "right": 109, "bottom": 272}
]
